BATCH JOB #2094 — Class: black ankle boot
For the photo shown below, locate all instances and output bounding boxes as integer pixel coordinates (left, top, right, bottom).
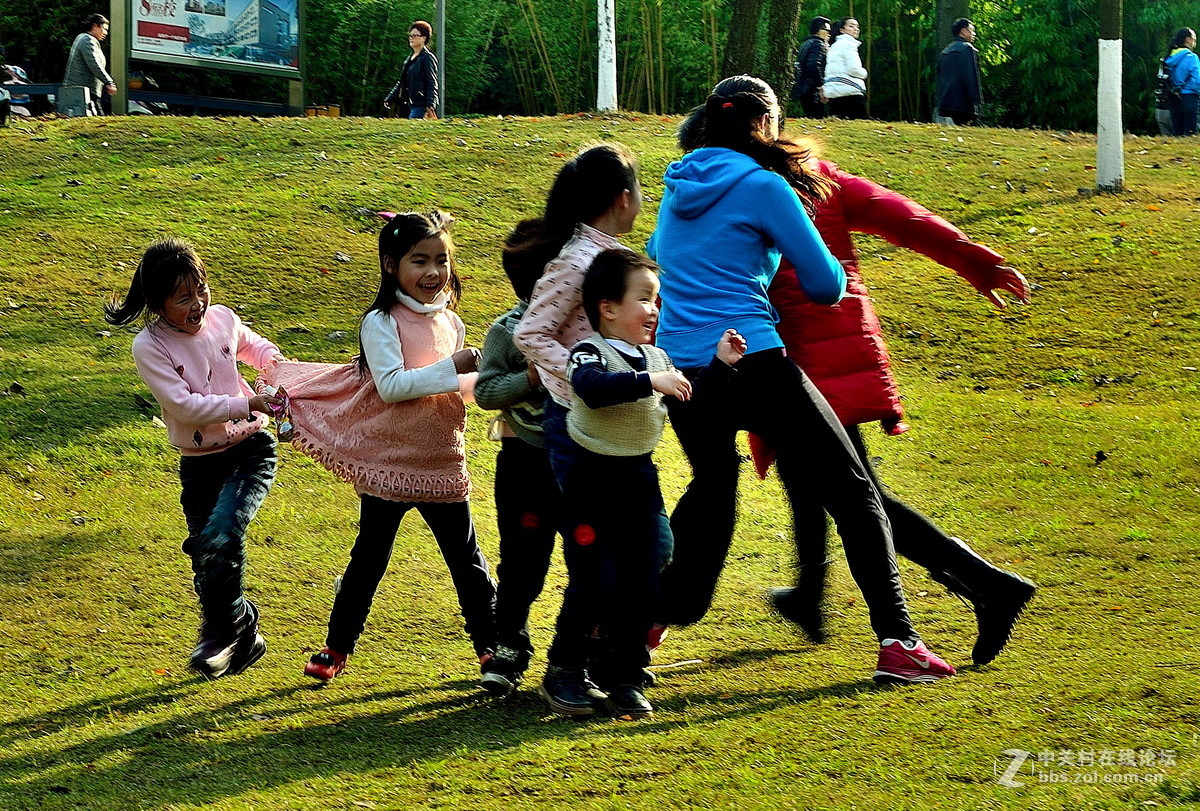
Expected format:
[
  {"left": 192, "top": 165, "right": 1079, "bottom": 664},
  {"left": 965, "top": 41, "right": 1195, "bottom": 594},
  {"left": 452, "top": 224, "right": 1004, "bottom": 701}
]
[
  {"left": 767, "top": 558, "right": 829, "bottom": 644},
  {"left": 227, "top": 599, "right": 267, "bottom": 676},
  {"left": 929, "top": 539, "right": 1035, "bottom": 665}
]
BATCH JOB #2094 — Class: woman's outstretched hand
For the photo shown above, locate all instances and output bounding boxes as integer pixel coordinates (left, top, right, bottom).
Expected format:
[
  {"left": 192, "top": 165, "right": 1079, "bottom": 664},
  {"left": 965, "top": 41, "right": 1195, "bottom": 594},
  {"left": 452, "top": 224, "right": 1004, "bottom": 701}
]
[{"left": 982, "top": 266, "right": 1031, "bottom": 309}]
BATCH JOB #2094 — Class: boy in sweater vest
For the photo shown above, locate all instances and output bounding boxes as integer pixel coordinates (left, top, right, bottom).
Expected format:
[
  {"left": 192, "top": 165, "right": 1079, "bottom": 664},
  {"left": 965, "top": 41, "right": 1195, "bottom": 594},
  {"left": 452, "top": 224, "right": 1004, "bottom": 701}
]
[{"left": 540, "top": 249, "right": 745, "bottom": 719}]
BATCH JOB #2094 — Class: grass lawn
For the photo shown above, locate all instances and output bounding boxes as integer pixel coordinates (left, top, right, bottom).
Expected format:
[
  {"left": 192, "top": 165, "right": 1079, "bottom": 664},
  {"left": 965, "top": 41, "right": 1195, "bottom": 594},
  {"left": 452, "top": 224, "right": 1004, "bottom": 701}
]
[{"left": 1, "top": 112, "right": 1200, "bottom": 809}]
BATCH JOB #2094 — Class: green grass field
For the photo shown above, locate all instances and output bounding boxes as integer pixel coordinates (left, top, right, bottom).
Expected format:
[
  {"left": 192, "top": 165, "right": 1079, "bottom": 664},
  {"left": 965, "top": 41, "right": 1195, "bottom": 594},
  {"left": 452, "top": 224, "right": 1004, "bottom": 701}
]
[{"left": 2, "top": 113, "right": 1200, "bottom": 810}]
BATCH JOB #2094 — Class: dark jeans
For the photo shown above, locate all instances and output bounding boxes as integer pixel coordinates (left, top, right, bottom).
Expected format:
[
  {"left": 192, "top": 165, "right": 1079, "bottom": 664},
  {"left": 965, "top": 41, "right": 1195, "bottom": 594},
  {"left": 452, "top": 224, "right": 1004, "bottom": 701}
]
[
  {"left": 179, "top": 431, "right": 277, "bottom": 630},
  {"left": 493, "top": 437, "right": 562, "bottom": 654},
  {"left": 1171, "top": 94, "right": 1199, "bottom": 136},
  {"left": 546, "top": 450, "right": 672, "bottom": 685},
  {"left": 799, "top": 93, "right": 826, "bottom": 119},
  {"left": 828, "top": 95, "right": 867, "bottom": 119},
  {"left": 659, "top": 349, "right": 915, "bottom": 642},
  {"left": 408, "top": 106, "right": 428, "bottom": 119},
  {"left": 790, "top": 425, "right": 981, "bottom": 576},
  {"left": 326, "top": 495, "right": 496, "bottom": 656}
]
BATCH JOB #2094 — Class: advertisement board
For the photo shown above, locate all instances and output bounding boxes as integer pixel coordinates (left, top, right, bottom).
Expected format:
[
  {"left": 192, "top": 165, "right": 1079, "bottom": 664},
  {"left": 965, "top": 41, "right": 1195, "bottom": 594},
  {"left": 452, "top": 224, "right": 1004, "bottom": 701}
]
[{"left": 130, "top": 0, "right": 299, "bottom": 75}]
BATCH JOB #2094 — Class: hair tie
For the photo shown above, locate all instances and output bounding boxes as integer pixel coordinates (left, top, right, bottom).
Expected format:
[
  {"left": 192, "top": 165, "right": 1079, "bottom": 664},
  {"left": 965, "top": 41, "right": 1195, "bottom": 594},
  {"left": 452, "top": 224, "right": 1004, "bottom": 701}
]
[{"left": 722, "top": 102, "right": 734, "bottom": 108}]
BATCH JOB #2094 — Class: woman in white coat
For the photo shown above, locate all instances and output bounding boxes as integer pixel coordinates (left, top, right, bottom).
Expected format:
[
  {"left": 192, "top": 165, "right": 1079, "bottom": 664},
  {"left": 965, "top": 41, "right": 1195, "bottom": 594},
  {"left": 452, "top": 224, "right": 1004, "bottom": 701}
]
[{"left": 823, "top": 18, "right": 867, "bottom": 119}]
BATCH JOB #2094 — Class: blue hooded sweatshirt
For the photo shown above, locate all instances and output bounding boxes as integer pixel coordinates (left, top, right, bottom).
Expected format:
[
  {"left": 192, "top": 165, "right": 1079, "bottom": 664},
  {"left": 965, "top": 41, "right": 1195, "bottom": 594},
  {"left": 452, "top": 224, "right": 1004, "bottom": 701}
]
[
  {"left": 1167, "top": 48, "right": 1200, "bottom": 96},
  {"left": 646, "top": 147, "right": 846, "bottom": 368}
]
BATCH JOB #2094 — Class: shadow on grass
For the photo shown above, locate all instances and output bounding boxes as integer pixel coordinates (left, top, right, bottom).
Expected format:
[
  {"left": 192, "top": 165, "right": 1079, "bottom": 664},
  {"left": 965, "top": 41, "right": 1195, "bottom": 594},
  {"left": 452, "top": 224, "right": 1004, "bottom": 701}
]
[
  {"left": 0, "top": 529, "right": 117, "bottom": 586},
  {"left": 0, "top": 668, "right": 880, "bottom": 808}
]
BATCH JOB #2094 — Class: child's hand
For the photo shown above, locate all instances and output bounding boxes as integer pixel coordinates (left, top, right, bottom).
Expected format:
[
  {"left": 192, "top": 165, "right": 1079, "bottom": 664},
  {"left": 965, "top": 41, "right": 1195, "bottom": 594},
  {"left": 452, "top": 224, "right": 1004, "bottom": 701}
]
[
  {"left": 249, "top": 393, "right": 282, "bottom": 414},
  {"left": 651, "top": 370, "right": 693, "bottom": 401},
  {"left": 717, "top": 329, "right": 747, "bottom": 366},
  {"left": 453, "top": 348, "right": 481, "bottom": 374},
  {"left": 526, "top": 361, "right": 542, "bottom": 387}
]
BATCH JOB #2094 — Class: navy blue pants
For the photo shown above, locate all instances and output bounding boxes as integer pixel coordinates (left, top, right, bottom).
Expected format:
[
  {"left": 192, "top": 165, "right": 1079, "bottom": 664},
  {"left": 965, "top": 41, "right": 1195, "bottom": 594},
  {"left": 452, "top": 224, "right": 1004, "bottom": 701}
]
[
  {"left": 1171, "top": 94, "right": 1199, "bottom": 136},
  {"left": 179, "top": 431, "right": 277, "bottom": 631},
  {"left": 325, "top": 495, "right": 496, "bottom": 657},
  {"left": 493, "top": 437, "right": 562, "bottom": 654},
  {"left": 547, "top": 449, "right": 672, "bottom": 686}
]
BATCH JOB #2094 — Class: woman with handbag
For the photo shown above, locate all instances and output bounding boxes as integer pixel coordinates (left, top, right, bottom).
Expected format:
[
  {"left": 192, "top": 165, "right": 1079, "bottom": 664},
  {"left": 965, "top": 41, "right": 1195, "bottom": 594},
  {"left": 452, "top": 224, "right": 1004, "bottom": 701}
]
[
  {"left": 383, "top": 20, "right": 440, "bottom": 120},
  {"left": 823, "top": 18, "right": 868, "bottom": 119}
]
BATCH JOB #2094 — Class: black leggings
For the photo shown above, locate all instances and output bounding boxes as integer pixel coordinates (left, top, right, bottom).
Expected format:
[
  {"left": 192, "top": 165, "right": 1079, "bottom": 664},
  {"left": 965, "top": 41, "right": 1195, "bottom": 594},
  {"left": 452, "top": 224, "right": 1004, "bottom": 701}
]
[
  {"left": 659, "top": 349, "right": 915, "bottom": 642},
  {"left": 790, "top": 424, "right": 984, "bottom": 576},
  {"left": 325, "top": 496, "right": 496, "bottom": 656}
]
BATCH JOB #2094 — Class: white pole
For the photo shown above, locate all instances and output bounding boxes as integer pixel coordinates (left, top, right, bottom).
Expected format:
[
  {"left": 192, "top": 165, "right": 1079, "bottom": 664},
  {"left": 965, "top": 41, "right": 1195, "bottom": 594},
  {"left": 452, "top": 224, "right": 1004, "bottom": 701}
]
[
  {"left": 597, "top": 0, "right": 617, "bottom": 111},
  {"left": 436, "top": 0, "right": 446, "bottom": 118},
  {"left": 1096, "top": 38, "right": 1124, "bottom": 191}
]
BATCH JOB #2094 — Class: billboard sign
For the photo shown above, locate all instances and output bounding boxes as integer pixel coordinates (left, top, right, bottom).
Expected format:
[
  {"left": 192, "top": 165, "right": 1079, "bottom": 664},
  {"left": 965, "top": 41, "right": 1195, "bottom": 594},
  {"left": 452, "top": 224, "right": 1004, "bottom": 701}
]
[{"left": 131, "top": 0, "right": 299, "bottom": 75}]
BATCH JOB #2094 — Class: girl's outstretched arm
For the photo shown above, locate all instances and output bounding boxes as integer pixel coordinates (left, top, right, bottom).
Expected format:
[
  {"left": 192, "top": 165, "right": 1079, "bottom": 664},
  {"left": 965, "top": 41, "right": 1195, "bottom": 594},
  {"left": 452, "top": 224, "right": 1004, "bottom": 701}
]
[{"left": 830, "top": 163, "right": 1030, "bottom": 308}]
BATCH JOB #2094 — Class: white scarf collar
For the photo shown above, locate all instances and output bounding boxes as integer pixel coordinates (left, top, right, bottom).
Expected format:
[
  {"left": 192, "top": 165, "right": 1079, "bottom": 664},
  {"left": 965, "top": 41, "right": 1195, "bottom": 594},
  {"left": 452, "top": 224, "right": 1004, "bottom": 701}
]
[{"left": 395, "top": 287, "right": 450, "bottom": 315}]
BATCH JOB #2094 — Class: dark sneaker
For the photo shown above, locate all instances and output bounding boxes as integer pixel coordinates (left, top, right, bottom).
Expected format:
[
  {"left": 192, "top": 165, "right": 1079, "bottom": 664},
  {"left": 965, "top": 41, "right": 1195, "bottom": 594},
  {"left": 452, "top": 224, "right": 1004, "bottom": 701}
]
[
  {"left": 480, "top": 645, "right": 529, "bottom": 697},
  {"left": 766, "top": 586, "right": 827, "bottom": 644},
  {"left": 304, "top": 647, "right": 348, "bottom": 682},
  {"left": 873, "top": 639, "right": 956, "bottom": 684},
  {"left": 189, "top": 628, "right": 238, "bottom": 679},
  {"left": 537, "top": 666, "right": 608, "bottom": 717},
  {"left": 931, "top": 563, "right": 1036, "bottom": 665},
  {"left": 227, "top": 600, "right": 267, "bottom": 676},
  {"left": 605, "top": 685, "right": 653, "bottom": 719}
]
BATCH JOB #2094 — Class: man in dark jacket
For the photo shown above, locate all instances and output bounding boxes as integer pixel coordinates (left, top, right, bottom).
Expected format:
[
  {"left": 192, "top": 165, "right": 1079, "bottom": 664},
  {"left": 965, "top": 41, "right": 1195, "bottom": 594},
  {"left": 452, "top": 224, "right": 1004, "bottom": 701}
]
[
  {"left": 935, "top": 18, "right": 982, "bottom": 126},
  {"left": 792, "top": 16, "right": 831, "bottom": 118}
]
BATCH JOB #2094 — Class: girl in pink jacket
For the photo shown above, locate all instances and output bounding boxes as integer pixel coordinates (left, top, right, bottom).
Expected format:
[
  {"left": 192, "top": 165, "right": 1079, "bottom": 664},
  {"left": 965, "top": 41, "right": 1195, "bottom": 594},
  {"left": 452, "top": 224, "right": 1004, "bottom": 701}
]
[{"left": 105, "top": 238, "right": 285, "bottom": 680}]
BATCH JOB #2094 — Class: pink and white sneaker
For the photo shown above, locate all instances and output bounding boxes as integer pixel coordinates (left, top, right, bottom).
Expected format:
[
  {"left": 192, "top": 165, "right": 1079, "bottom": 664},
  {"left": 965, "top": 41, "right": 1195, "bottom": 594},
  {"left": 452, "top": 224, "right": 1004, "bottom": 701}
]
[{"left": 873, "top": 639, "right": 956, "bottom": 684}]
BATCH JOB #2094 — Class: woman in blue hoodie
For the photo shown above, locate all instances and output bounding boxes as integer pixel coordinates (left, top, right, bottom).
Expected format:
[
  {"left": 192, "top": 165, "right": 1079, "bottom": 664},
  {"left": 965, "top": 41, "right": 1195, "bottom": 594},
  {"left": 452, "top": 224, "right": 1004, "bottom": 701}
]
[
  {"left": 646, "top": 74, "right": 956, "bottom": 683},
  {"left": 1166, "top": 28, "right": 1200, "bottom": 136}
]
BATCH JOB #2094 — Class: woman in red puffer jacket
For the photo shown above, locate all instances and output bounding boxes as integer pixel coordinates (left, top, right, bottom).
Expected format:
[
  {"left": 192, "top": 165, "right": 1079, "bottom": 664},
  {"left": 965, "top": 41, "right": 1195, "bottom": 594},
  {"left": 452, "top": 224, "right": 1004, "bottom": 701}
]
[{"left": 674, "top": 110, "right": 1036, "bottom": 665}]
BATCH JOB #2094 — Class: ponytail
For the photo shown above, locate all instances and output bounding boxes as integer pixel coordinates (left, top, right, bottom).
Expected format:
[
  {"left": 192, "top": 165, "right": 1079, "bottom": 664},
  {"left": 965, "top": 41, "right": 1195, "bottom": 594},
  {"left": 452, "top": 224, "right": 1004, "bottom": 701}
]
[
  {"left": 503, "top": 143, "right": 639, "bottom": 274},
  {"left": 695, "top": 75, "right": 831, "bottom": 216},
  {"left": 104, "top": 237, "right": 205, "bottom": 327}
]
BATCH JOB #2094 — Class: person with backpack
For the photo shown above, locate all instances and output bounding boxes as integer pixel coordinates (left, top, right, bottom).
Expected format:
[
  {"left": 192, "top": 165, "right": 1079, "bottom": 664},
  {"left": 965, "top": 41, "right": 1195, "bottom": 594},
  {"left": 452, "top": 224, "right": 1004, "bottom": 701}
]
[
  {"left": 792, "top": 17, "right": 831, "bottom": 119},
  {"left": 1164, "top": 28, "right": 1200, "bottom": 136}
]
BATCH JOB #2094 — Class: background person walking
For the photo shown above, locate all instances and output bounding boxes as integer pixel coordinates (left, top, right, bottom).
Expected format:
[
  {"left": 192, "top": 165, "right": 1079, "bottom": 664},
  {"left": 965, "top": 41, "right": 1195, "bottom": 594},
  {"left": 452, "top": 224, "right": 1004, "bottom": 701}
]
[
  {"left": 384, "top": 20, "right": 439, "bottom": 119},
  {"left": 935, "top": 18, "right": 983, "bottom": 126},
  {"left": 1165, "top": 28, "right": 1200, "bottom": 136},
  {"left": 63, "top": 13, "right": 115, "bottom": 116},
  {"left": 823, "top": 18, "right": 868, "bottom": 119},
  {"left": 792, "top": 16, "right": 831, "bottom": 119}
]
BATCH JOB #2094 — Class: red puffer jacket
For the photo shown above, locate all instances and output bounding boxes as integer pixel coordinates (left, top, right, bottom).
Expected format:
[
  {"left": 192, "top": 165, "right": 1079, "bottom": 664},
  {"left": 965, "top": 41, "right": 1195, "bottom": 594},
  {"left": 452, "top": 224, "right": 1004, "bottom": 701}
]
[{"left": 771, "top": 159, "right": 1007, "bottom": 435}]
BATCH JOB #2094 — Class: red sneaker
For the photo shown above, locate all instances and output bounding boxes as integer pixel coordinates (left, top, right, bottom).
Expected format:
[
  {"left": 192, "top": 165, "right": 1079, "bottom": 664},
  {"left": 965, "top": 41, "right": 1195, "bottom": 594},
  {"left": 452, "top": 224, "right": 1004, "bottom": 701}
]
[
  {"left": 873, "top": 639, "right": 956, "bottom": 684},
  {"left": 304, "top": 648, "right": 348, "bottom": 682}
]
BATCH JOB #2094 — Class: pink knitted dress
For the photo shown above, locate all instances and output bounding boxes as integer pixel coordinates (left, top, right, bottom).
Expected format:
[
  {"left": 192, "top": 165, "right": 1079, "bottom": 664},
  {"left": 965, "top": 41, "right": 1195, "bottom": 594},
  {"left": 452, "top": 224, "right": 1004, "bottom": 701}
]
[{"left": 261, "top": 303, "right": 470, "bottom": 503}]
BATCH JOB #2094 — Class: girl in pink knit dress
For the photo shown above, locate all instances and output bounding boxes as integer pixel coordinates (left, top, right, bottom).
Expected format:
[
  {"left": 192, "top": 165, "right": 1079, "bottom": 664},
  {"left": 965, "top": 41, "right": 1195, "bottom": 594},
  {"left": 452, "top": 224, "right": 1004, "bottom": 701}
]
[{"left": 262, "top": 212, "right": 496, "bottom": 682}]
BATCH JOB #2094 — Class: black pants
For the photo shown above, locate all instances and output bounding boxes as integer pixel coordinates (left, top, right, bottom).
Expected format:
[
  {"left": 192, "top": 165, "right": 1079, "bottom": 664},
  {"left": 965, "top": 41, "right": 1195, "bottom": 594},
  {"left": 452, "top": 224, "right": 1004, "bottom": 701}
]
[
  {"left": 493, "top": 437, "right": 562, "bottom": 654},
  {"left": 1171, "top": 94, "right": 1199, "bottom": 136},
  {"left": 659, "top": 349, "right": 915, "bottom": 642},
  {"left": 828, "top": 95, "right": 867, "bottom": 119},
  {"left": 940, "top": 109, "right": 977, "bottom": 126},
  {"left": 179, "top": 431, "right": 277, "bottom": 630},
  {"left": 546, "top": 450, "right": 672, "bottom": 685},
  {"left": 325, "top": 495, "right": 496, "bottom": 656},
  {"left": 797, "top": 91, "right": 826, "bottom": 118}
]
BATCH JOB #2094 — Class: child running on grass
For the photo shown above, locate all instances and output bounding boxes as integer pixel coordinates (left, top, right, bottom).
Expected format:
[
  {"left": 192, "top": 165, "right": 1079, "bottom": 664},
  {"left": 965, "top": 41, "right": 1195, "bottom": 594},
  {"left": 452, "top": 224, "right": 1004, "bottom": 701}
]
[
  {"left": 547, "top": 249, "right": 745, "bottom": 718},
  {"left": 511, "top": 142, "right": 663, "bottom": 713},
  {"left": 104, "top": 237, "right": 285, "bottom": 679},
  {"left": 261, "top": 211, "right": 496, "bottom": 683},
  {"left": 473, "top": 221, "right": 563, "bottom": 697}
]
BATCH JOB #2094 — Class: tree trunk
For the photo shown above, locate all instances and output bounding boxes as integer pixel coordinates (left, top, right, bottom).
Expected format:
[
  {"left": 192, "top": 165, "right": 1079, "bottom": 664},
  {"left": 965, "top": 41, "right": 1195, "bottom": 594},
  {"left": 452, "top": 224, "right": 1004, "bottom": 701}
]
[
  {"left": 721, "top": 0, "right": 766, "bottom": 79},
  {"left": 935, "top": 0, "right": 970, "bottom": 50},
  {"left": 763, "top": 0, "right": 802, "bottom": 101}
]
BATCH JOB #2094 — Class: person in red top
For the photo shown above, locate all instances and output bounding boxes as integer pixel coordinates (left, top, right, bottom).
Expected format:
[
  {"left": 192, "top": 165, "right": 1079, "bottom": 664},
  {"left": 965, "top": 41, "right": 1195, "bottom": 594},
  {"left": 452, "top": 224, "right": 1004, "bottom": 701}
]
[{"left": 674, "top": 109, "right": 1036, "bottom": 666}]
